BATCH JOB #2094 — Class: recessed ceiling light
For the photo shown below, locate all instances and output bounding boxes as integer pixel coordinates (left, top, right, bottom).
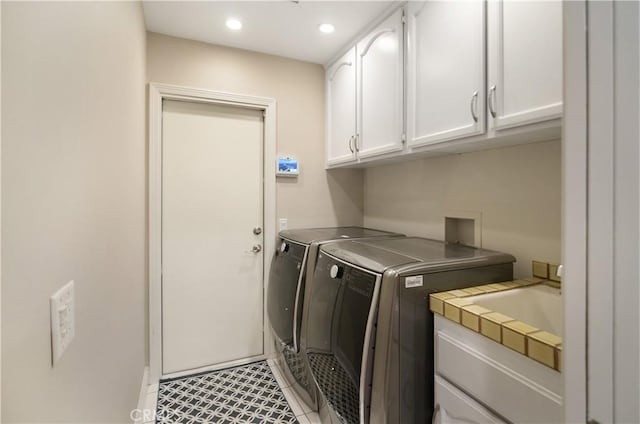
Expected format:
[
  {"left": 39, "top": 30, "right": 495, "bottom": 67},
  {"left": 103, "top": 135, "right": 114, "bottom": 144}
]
[
  {"left": 318, "top": 23, "right": 335, "bottom": 34},
  {"left": 226, "top": 18, "right": 242, "bottom": 31}
]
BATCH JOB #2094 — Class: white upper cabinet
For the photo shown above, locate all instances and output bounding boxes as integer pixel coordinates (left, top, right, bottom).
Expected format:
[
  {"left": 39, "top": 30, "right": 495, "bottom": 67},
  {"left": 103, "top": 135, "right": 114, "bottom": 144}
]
[
  {"left": 487, "top": 0, "right": 563, "bottom": 130},
  {"left": 326, "top": 46, "right": 357, "bottom": 165},
  {"left": 407, "top": 0, "right": 486, "bottom": 148},
  {"left": 356, "top": 8, "right": 404, "bottom": 159},
  {"left": 325, "top": 1, "right": 563, "bottom": 168}
]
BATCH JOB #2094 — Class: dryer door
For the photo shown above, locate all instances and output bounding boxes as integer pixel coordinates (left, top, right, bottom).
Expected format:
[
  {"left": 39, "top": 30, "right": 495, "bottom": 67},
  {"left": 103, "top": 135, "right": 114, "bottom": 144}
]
[
  {"left": 306, "top": 252, "right": 381, "bottom": 424},
  {"left": 267, "top": 239, "right": 307, "bottom": 346}
]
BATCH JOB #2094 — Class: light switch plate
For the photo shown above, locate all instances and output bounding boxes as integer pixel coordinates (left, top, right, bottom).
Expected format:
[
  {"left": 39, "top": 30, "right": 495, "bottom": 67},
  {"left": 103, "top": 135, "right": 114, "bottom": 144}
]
[
  {"left": 279, "top": 218, "right": 288, "bottom": 231},
  {"left": 50, "top": 280, "right": 75, "bottom": 365}
]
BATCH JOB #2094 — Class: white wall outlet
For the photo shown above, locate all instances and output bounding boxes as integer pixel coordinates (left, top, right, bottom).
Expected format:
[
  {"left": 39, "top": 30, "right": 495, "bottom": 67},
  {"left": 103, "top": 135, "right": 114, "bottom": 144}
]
[
  {"left": 50, "top": 280, "right": 75, "bottom": 365},
  {"left": 279, "top": 218, "right": 288, "bottom": 231}
]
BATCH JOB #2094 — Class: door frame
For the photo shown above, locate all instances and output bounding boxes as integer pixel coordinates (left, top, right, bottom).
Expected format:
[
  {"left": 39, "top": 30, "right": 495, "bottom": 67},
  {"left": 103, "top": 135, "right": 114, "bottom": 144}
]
[
  {"left": 563, "top": 1, "right": 640, "bottom": 421},
  {"left": 562, "top": 1, "right": 588, "bottom": 421},
  {"left": 148, "top": 82, "right": 276, "bottom": 383}
]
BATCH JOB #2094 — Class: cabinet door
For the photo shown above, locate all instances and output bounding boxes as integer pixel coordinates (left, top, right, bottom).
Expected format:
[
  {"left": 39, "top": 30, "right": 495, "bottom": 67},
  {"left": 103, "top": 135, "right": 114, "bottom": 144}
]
[
  {"left": 434, "top": 375, "right": 505, "bottom": 424},
  {"left": 407, "top": 0, "right": 485, "bottom": 148},
  {"left": 356, "top": 8, "right": 404, "bottom": 159},
  {"left": 487, "top": 0, "right": 562, "bottom": 130},
  {"left": 326, "top": 47, "right": 357, "bottom": 165}
]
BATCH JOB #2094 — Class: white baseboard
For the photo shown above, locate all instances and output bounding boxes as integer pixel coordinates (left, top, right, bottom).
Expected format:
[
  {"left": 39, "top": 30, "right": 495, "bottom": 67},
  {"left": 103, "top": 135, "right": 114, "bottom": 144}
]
[
  {"left": 161, "top": 354, "right": 267, "bottom": 381},
  {"left": 133, "top": 366, "right": 150, "bottom": 423}
]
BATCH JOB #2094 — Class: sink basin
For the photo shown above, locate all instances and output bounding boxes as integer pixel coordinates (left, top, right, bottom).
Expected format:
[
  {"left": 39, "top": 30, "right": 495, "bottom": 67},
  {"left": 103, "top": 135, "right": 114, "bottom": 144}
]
[{"left": 467, "top": 284, "right": 562, "bottom": 336}]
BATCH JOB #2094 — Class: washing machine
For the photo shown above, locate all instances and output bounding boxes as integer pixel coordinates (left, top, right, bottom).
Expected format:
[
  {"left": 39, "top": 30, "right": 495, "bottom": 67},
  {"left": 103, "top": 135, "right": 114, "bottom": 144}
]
[
  {"left": 266, "top": 227, "right": 404, "bottom": 410},
  {"left": 305, "top": 237, "right": 515, "bottom": 424}
]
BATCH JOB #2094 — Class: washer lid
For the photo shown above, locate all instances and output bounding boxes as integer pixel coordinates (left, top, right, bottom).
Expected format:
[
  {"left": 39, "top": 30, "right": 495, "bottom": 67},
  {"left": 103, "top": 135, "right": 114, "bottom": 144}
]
[
  {"left": 279, "top": 226, "right": 403, "bottom": 245},
  {"left": 320, "top": 237, "right": 516, "bottom": 274}
]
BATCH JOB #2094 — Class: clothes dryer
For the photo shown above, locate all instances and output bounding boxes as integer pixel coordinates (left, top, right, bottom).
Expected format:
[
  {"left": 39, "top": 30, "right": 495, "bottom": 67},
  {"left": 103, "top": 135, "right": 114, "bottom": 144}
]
[
  {"left": 267, "top": 227, "right": 403, "bottom": 410},
  {"left": 305, "top": 237, "right": 515, "bottom": 423}
]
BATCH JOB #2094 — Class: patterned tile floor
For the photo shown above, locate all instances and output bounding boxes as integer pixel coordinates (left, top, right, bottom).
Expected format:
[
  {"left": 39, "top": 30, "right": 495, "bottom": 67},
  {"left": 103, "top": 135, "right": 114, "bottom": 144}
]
[{"left": 136, "top": 360, "right": 321, "bottom": 424}]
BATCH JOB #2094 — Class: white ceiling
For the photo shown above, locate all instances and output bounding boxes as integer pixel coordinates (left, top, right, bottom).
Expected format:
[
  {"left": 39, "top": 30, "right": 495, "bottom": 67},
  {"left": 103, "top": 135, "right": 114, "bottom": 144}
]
[{"left": 142, "top": 1, "right": 395, "bottom": 65}]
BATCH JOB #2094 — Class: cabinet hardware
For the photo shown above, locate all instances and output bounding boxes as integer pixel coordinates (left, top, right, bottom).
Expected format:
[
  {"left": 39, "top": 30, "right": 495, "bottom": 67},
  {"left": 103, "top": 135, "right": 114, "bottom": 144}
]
[
  {"left": 348, "top": 135, "right": 355, "bottom": 153},
  {"left": 355, "top": 134, "right": 360, "bottom": 152},
  {"left": 470, "top": 90, "right": 479, "bottom": 122},
  {"left": 488, "top": 85, "right": 497, "bottom": 118}
]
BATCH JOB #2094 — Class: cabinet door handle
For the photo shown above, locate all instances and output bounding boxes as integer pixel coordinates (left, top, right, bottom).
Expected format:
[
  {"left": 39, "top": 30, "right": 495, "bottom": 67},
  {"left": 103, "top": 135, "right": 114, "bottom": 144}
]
[
  {"left": 355, "top": 133, "right": 360, "bottom": 152},
  {"left": 470, "top": 91, "right": 479, "bottom": 123},
  {"left": 488, "top": 85, "right": 497, "bottom": 118},
  {"left": 348, "top": 136, "right": 355, "bottom": 153}
]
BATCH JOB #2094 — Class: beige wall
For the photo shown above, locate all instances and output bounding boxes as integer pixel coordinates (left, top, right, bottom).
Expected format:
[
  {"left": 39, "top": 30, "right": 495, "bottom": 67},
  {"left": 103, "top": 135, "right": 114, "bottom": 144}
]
[
  {"left": 364, "top": 140, "right": 561, "bottom": 278},
  {"left": 2, "top": 2, "right": 147, "bottom": 422},
  {"left": 147, "top": 32, "right": 364, "bottom": 230}
]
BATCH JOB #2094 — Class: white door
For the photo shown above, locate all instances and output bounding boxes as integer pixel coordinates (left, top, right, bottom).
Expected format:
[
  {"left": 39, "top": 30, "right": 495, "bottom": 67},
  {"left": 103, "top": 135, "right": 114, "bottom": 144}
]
[
  {"left": 326, "top": 46, "right": 357, "bottom": 165},
  {"left": 487, "top": 0, "right": 562, "bottom": 130},
  {"left": 161, "top": 100, "right": 264, "bottom": 375},
  {"left": 356, "top": 8, "right": 404, "bottom": 159},
  {"left": 407, "top": 0, "right": 485, "bottom": 148}
]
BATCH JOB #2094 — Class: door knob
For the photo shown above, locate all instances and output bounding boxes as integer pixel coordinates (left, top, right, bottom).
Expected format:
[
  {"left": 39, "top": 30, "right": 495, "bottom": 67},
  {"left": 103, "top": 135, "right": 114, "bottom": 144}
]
[
  {"left": 251, "top": 244, "right": 262, "bottom": 253},
  {"left": 253, "top": 227, "right": 262, "bottom": 235}
]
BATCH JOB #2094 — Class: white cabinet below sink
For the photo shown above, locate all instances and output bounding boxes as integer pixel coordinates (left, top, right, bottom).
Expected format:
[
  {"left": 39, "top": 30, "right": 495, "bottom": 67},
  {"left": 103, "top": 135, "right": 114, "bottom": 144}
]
[{"left": 434, "top": 314, "right": 563, "bottom": 423}]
